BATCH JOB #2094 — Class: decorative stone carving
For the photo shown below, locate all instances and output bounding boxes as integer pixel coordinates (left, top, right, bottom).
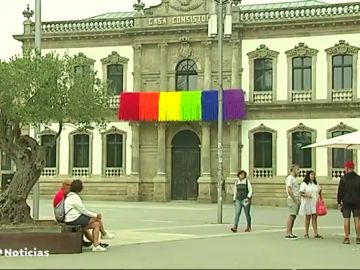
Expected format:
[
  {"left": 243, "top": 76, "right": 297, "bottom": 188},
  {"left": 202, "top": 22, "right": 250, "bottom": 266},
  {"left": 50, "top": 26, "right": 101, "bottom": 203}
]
[
  {"left": 169, "top": 0, "right": 204, "bottom": 12},
  {"left": 249, "top": 123, "right": 277, "bottom": 134},
  {"left": 325, "top": 40, "right": 360, "bottom": 55},
  {"left": 247, "top": 44, "right": 279, "bottom": 59},
  {"left": 22, "top": 4, "right": 34, "bottom": 20},
  {"left": 101, "top": 51, "right": 129, "bottom": 65},
  {"left": 72, "top": 52, "right": 95, "bottom": 67},
  {"left": 287, "top": 123, "right": 316, "bottom": 134},
  {"left": 285, "top": 42, "right": 318, "bottom": 57},
  {"left": 327, "top": 122, "right": 357, "bottom": 134},
  {"left": 176, "top": 36, "right": 197, "bottom": 61}
]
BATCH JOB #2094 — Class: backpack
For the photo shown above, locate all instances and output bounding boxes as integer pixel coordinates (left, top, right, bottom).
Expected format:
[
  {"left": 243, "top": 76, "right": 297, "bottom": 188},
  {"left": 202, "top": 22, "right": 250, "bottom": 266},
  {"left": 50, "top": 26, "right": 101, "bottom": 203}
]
[{"left": 54, "top": 194, "right": 73, "bottom": 223}]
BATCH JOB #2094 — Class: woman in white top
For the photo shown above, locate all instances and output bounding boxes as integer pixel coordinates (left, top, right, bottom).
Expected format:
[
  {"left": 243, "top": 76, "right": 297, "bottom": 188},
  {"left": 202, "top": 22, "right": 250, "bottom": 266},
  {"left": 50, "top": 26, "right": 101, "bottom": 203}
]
[
  {"left": 299, "top": 170, "right": 323, "bottom": 239},
  {"left": 64, "top": 179, "right": 115, "bottom": 252},
  {"left": 230, "top": 170, "right": 253, "bottom": 233}
]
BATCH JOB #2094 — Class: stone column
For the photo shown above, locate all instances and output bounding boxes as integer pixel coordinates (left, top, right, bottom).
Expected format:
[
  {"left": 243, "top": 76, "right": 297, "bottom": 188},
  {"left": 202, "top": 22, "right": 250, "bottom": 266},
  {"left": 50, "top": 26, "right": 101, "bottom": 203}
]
[
  {"left": 197, "top": 123, "right": 216, "bottom": 203},
  {"left": 127, "top": 122, "right": 140, "bottom": 201},
  {"left": 159, "top": 42, "right": 168, "bottom": 91},
  {"left": 225, "top": 121, "right": 240, "bottom": 200},
  {"left": 202, "top": 40, "right": 212, "bottom": 89},
  {"left": 231, "top": 40, "right": 241, "bottom": 89},
  {"left": 133, "top": 44, "right": 142, "bottom": 91},
  {"left": 153, "top": 123, "right": 170, "bottom": 201}
]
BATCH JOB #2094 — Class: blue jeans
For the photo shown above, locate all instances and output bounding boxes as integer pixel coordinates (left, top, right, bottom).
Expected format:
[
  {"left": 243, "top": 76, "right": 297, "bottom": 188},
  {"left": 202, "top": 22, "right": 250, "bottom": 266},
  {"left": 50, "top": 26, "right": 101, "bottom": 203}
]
[{"left": 234, "top": 199, "right": 251, "bottom": 228}]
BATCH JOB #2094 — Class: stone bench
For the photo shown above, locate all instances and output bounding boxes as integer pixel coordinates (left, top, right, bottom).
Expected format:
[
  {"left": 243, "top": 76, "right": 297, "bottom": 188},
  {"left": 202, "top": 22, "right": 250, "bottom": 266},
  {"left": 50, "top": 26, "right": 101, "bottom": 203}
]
[{"left": 0, "top": 221, "right": 83, "bottom": 255}]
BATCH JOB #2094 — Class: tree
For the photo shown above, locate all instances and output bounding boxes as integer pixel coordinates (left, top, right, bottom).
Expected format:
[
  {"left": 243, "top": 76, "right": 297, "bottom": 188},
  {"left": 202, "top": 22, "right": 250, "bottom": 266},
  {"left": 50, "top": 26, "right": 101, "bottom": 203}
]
[{"left": 0, "top": 53, "right": 112, "bottom": 224}]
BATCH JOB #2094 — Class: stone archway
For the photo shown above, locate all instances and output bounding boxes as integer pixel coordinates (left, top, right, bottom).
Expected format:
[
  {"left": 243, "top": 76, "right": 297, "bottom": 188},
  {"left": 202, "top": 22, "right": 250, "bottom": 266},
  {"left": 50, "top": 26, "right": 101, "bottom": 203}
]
[{"left": 171, "top": 130, "right": 200, "bottom": 200}]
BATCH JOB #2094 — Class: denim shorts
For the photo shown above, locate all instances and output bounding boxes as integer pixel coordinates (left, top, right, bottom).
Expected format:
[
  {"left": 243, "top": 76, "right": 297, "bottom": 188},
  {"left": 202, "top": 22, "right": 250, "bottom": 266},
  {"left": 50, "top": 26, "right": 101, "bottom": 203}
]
[{"left": 66, "top": 214, "right": 91, "bottom": 228}]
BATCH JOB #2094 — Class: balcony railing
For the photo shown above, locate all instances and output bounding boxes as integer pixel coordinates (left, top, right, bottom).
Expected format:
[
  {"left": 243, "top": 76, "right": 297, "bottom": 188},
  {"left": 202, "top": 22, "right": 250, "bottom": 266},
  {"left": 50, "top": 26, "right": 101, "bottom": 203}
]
[
  {"left": 72, "top": 167, "right": 90, "bottom": 177},
  {"left": 41, "top": 167, "right": 57, "bottom": 177},
  {"left": 253, "top": 168, "right": 273, "bottom": 178},
  {"left": 253, "top": 91, "right": 273, "bottom": 103},
  {"left": 109, "top": 95, "right": 120, "bottom": 109},
  {"left": 292, "top": 90, "right": 312, "bottom": 103},
  {"left": 332, "top": 168, "right": 344, "bottom": 180},
  {"left": 31, "top": 18, "right": 134, "bottom": 34},
  {"left": 240, "top": 3, "right": 360, "bottom": 22},
  {"left": 105, "top": 167, "right": 123, "bottom": 177},
  {"left": 332, "top": 89, "right": 353, "bottom": 101}
]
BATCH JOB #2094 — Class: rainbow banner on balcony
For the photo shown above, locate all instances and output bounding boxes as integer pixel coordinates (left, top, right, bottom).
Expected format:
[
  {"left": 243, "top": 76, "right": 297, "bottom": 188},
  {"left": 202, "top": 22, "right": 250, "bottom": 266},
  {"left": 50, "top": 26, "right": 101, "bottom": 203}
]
[{"left": 118, "top": 89, "right": 246, "bottom": 122}]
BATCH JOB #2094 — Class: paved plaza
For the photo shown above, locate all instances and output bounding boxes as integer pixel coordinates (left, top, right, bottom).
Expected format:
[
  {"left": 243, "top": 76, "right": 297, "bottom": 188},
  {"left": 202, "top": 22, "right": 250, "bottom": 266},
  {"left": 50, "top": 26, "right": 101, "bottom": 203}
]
[{"left": 1, "top": 199, "right": 360, "bottom": 269}]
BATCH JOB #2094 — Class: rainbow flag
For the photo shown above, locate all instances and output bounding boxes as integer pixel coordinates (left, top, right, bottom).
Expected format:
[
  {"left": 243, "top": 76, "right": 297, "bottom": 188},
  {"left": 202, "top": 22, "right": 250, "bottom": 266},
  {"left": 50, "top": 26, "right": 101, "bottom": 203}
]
[{"left": 118, "top": 89, "right": 246, "bottom": 122}]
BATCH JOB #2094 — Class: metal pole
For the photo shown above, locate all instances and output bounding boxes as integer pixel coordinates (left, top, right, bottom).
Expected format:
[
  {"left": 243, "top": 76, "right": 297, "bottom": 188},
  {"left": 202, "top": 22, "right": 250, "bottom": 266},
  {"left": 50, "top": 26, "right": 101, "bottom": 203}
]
[
  {"left": 32, "top": 0, "right": 41, "bottom": 220},
  {"left": 217, "top": 0, "right": 224, "bottom": 224}
]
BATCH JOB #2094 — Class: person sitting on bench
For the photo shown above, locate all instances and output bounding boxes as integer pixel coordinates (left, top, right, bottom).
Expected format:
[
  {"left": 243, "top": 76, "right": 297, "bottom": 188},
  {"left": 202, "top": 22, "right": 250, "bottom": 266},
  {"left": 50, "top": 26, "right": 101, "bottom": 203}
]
[{"left": 64, "top": 179, "right": 115, "bottom": 252}]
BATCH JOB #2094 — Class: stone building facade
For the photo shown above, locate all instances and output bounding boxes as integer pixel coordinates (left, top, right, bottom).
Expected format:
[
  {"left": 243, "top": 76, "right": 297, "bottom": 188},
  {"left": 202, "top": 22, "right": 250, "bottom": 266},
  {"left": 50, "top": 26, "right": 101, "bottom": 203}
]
[{"left": 2, "top": 0, "right": 360, "bottom": 206}]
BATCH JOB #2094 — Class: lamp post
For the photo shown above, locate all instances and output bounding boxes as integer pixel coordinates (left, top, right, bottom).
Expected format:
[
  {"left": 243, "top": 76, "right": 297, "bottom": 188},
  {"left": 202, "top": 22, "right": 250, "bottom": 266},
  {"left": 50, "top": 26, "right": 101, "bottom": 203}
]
[
  {"left": 32, "top": 0, "right": 42, "bottom": 221},
  {"left": 209, "top": 0, "right": 241, "bottom": 224}
]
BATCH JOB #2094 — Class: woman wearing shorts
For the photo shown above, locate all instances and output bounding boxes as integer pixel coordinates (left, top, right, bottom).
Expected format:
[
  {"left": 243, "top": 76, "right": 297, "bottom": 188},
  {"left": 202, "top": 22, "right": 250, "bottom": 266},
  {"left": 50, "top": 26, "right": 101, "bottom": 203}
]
[{"left": 64, "top": 179, "right": 114, "bottom": 252}]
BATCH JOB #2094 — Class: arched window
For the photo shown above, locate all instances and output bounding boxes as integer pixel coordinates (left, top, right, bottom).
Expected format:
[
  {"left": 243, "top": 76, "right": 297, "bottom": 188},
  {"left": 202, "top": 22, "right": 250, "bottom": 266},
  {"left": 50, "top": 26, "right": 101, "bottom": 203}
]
[
  {"left": 175, "top": 59, "right": 198, "bottom": 91},
  {"left": 254, "top": 132, "right": 273, "bottom": 169},
  {"left": 327, "top": 122, "right": 357, "bottom": 179},
  {"left": 41, "top": 134, "right": 57, "bottom": 168}
]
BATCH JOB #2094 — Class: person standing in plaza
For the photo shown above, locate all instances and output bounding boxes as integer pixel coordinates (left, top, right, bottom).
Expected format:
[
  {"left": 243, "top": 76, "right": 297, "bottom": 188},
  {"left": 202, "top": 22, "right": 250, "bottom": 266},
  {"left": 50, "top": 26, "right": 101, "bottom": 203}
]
[
  {"left": 285, "top": 164, "right": 300, "bottom": 239},
  {"left": 299, "top": 170, "right": 323, "bottom": 239},
  {"left": 337, "top": 161, "right": 360, "bottom": 244},
  {"left": 230, "top": 170, "right": 253, "bottom": 233}
]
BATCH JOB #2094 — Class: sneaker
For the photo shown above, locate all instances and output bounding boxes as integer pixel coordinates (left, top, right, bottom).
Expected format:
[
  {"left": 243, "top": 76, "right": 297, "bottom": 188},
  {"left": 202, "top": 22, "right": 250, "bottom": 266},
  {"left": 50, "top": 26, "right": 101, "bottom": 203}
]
[
  {"left": 285, "top": 235, "right": 298, "bottom": 240},
  {"left": 230, "top": 227, "right": 237, "bottom": 233},
  {"left": 100, "top": 243, "right": 109, "bottom": 248},
  {"left": 101, "top": 232, "right": 115, "bottom": 239},
  {"left": 82, "top": 240, "right": 92, "bottom": 247},
  {"left": 92, "top": 245, "right": 108, "bottom": 252},
  {"left": 343, "top": 238, "right": 350, "bottom": 244}
]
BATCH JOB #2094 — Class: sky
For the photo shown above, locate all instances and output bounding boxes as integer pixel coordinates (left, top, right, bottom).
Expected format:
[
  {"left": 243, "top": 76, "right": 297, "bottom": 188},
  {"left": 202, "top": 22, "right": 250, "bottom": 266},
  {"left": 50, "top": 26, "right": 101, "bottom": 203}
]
[{"left": 0, "top": 0, "right": 358, "bottom": 60}]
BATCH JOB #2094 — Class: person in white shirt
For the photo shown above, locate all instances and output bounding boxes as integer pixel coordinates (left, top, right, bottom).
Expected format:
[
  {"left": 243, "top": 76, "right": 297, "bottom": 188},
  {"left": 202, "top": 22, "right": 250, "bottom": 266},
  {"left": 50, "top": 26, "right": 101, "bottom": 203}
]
[
  {"left": 64, "top": 179, "right": 115, "bottom": 252},
  {"left": 230, "top": 170, "right": 253, "bottom": 233},
  {"left": 299, "top": 170, "right": 323, "bottom": 239},
  {"left": 285, "top": 164, "right": 300, "bottom": 240}
]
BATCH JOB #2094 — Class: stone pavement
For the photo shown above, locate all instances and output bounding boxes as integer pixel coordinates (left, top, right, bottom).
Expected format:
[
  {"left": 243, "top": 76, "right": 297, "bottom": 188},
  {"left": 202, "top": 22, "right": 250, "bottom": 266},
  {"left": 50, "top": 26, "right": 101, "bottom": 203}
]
[{"left": 1, "top": 200, "right": 360, "bottom": 269}]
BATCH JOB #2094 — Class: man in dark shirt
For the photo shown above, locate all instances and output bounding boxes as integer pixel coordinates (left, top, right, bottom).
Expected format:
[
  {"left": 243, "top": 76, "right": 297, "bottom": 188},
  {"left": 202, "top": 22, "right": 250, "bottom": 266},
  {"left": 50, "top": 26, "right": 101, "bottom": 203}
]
[{"left": 337, "top": 161, "right": 360, "bottom": 244}]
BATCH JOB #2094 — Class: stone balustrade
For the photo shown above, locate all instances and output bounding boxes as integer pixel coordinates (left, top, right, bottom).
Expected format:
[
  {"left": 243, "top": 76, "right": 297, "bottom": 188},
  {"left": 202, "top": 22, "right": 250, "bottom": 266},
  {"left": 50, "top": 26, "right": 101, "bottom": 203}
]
[
  {"left": 240, "top": 3, "right": 360, "bottom": 22},
  {"left": 29, "top": 18, "right": 135, "bottom": 34}
]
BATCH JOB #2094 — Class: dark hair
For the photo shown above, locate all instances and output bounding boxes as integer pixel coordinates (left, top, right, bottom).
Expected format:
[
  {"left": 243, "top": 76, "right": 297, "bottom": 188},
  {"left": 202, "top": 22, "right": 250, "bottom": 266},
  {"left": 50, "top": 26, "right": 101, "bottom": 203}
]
[
  {"left": 303, "top": 170, "right": 317, "bottom": 185},
  {"left": 237, "top": 170, "right": 247, "bottom": 178},
  {"left": 70, "top": 179, "right": 83, "bottom": 193}
]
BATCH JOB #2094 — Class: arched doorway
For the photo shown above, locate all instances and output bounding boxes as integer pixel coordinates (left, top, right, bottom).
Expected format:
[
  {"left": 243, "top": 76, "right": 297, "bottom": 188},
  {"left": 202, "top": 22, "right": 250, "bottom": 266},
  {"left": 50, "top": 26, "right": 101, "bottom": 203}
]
[{"left": 171, "top": 130, "right": 200, "bottom": 200}]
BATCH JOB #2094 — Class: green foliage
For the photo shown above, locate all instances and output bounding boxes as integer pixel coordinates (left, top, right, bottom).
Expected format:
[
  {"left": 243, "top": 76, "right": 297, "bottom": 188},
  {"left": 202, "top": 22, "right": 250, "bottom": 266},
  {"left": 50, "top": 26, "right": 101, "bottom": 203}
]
[{"left": 0, "top": 52, "right": 112, "bottom": 130}]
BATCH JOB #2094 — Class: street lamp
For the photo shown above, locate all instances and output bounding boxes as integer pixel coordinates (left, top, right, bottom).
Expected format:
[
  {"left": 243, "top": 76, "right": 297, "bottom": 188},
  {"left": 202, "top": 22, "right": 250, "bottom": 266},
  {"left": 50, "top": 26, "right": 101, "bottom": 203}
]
[
  {"left": 208, "top": 0, "right": 241, "bottom": 224},
  {"left": 32, "top": 0, "right": 42, "bottom": 221}
]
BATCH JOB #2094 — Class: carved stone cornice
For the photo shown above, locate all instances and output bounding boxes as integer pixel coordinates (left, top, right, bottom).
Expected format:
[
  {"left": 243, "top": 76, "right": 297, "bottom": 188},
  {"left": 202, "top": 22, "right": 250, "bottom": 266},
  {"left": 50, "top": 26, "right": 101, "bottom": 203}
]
[
  {"left": 287, "top": 123, "right": 316, "bottom": 134},
  {"left": 101, "top": 51, "right": 129, "bottom": 65},
  {"left": 230, "top": 39, "right": 241, "bottom": 48},
  {"left": 249, "top": 123, "right": 277, "bottom": 135},
  {"left": 325, "top": 40, "right": 360, "bottom": 55},
  {"left": 201, "top": 40, "right": 212, "bottom": 48},
  {"left": 133, "top": 43, "right": 142, "bottom": 51},
  {"left": 285, "top": 42, "right": 318, "bottom": 57},
  {"left": 158, "top": 42, "right": 168, "bottom": 49},
  {"left": 169, "top": 0, "right": 204, "bottom": 12},
  {"left": 72, "top": 52, "right": 95, "bottom": 67},
  {"left": 247, "top": 44, "right": 279, "bottom": 60},
  {"left": 327, "top": 122, "right": 357, "bottom": 134}
]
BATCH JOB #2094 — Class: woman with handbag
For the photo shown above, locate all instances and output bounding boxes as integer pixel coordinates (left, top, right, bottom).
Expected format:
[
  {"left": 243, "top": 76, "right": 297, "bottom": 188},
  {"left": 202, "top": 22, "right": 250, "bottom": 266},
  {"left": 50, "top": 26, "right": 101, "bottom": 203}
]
[{"left": 299, "top": 170, "right": 323, "bottom": 239}]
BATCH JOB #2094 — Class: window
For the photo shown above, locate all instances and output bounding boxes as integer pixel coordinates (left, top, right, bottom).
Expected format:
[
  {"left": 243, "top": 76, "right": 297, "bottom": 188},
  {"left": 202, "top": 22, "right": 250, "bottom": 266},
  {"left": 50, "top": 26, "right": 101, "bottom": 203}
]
[
  {"left": 107, "top": 64, "right": 123, "bottom": 95},
  {"left": 1, "top": 151, "right": 11, "bottom": 171},
  {"left": 41, "top": 135, "right": 56, "bottom": 168},
  {"left": 73, "top": 134, "right": 89, "bottom": 168},
  {"left": 332, "top": 55, "right": 353, "bottom": 90},
  {"left": 74, "top": 65, "right": 90, "bottom": 75},
  {"left": 254, "top": 58, "right": 273, "bottom": 92},
  {"left": 176, "top": 59, "right": 198, "bottom": 91},
  {"left": 106, "top": 134, "right": 123, "bottom": 168},
  {"left": 332, "top": 130, "right": 353, "bottom": 168},
  {"left": 292, "top": 131, "right": 312, "bottom": 168},
  {"left": 254, "top": 132, "right": 272, "bottom": 168},
  {"left": 292, "top": 57, "right": 312, "bottom": 91}
]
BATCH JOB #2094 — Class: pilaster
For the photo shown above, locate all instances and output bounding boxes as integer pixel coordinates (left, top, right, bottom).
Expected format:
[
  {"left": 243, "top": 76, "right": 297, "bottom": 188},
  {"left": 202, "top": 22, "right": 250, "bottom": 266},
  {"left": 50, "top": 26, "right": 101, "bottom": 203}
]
[
  {"left": 231, "top": 40, "right": 241, "bottom": 89},
  {"left": 159, "top": 42, "right": 168, "bottom": 91},
  {"left": 202, "top": 40, "right": 212, "bottom": 89},
  {"left": 133, "top": 43, "right": 142, "bottom": 91}
]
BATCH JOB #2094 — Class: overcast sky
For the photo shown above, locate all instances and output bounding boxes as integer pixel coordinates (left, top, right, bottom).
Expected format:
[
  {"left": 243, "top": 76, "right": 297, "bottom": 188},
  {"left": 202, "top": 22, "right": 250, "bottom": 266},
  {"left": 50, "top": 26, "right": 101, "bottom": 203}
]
[{"left": 0, "top": 0, "right": 358, "bottom": 60}]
